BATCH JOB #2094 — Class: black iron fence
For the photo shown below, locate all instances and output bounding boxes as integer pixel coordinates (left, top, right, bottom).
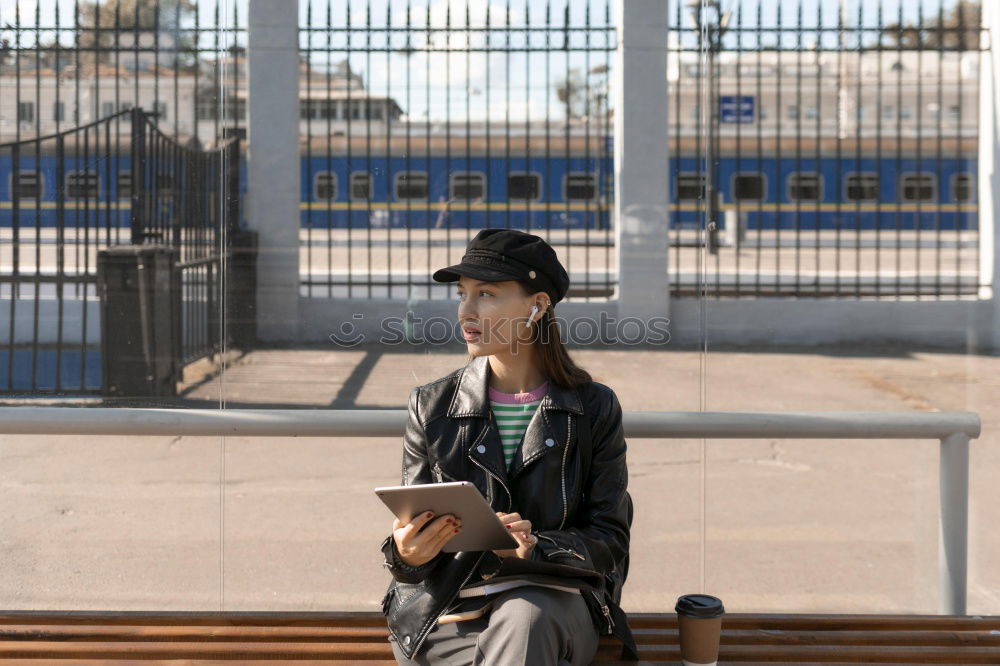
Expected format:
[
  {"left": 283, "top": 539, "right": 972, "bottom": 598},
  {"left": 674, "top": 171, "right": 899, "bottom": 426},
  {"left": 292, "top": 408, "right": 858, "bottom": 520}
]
[
  {"left": 0, "top": 0, "right": 990, "bottom": 319},
  {"left": 0, "top": 107, "right": 240, "bottom": 394},
  {"left": 298, "top": 0, "right": 616, "bottom": 301},
  {"left": 669, "top": 0, "right": 984, "bottom": 298}
]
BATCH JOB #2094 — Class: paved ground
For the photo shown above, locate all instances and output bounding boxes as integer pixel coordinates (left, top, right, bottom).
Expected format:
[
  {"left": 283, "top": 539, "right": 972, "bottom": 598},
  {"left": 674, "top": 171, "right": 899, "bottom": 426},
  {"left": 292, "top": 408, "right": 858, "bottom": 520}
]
[{"left": 1, "top": 343, "right": 997, "bottom": 618}]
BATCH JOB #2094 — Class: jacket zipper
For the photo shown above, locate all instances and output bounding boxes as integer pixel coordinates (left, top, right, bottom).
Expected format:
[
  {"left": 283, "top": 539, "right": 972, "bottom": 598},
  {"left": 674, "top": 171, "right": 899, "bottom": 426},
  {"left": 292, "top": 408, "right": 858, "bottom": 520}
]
[
  {"left": 557, "top": 413, "right": 572, "bottom": 530},
  {"left": 590, "top": 589, "right": 615, "bottom": 634},
  {"left": 534, "top": 533, "right": 585, "bottom": 560},
  {"left": 410, "top": 551, "right": 486, "bottom": 657},
  {"left": 468, "top": 411, "right": 512, "bottom": 512}
]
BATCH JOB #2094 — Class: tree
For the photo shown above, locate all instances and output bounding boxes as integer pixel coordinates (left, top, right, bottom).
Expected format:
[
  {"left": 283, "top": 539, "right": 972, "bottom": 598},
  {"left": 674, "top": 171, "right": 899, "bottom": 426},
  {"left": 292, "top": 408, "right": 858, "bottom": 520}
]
[
  {"left": 882, "top": 0, "right": 980, "bottom": 50},
  {"left": 75, "top": 0, "right": 198, "bottom": 70}
]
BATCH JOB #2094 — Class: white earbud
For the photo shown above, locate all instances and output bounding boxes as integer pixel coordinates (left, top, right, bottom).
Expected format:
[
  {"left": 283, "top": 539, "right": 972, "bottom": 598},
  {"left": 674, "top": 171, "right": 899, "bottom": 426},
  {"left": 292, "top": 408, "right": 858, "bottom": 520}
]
[{"left": 525, "top": 304, "right": 540, "bottom": 328}]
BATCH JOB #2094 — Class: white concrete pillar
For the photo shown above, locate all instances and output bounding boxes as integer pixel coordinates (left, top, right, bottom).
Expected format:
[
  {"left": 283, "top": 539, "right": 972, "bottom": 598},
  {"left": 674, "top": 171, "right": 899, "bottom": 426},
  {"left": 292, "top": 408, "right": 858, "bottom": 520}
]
[
  {"left": 247, "top": 0, "right": 300, "bottom": 341},
  {"left": 613, "top": 0, "right": 671, "bottom": 324},
  {"left": 979, "top": 0, "right": 1000, "bottom": 351}
]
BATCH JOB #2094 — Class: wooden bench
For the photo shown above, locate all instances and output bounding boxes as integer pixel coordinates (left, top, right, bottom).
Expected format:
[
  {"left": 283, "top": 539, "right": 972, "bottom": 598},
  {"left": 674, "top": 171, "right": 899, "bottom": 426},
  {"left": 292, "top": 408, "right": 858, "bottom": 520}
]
[{"left": 1, "top": 611, "right": 998, "bottom": 663}]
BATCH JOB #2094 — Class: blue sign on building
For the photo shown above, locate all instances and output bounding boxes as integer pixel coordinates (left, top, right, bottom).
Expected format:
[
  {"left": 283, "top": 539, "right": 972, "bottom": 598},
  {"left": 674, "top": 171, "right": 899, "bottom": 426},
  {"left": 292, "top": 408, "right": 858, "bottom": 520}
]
[{"left": 720, "top": 96, "right": 754, "bottom": 123}]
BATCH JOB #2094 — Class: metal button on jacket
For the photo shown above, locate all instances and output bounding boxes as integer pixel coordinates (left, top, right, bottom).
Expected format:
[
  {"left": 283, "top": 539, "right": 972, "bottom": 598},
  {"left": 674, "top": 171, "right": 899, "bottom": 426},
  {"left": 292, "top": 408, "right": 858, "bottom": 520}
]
[
  {"left": 403, "top": 635, "right": 411, "bottom": 646},
  {"left": 545, "top": 438, "right": 555, "bottom": 447},
  {"left": 477, "top": 444, "right": 486, "bottom": 454}
]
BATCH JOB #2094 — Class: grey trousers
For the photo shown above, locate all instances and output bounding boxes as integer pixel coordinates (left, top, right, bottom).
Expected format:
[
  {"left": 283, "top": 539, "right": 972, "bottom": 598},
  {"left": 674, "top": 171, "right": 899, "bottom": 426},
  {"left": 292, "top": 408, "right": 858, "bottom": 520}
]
[{"left": 389, "top": 586, "right": 600, "bottom": 666}]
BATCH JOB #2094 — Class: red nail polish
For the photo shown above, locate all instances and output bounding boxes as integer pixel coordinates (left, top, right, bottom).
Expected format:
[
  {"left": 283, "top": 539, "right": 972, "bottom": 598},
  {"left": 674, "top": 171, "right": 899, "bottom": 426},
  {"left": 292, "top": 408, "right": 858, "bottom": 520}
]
[{"left": 506, "top": 525, "right": 512, "bottom": 530}]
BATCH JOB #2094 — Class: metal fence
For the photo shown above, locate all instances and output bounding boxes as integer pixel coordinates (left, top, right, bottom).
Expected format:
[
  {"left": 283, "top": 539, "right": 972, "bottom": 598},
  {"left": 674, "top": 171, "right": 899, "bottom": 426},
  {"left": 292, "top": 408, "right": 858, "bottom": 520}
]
[
  {"left": 0, "top": 107, "right": 239, "bottom": 394},
  {"left": 670, "top": 0, "right": 984, "bottom": 298},
  {"left": 128, "top": 107, "right": 240, "bottom": 365},
  {"left": 298, "top": 0, "right": 616, "bottom": 301},
  {"left": 0, "top": 0, "right": 990, "bottom": 310},
  {"left": 0, "top": 1, "right": 244, "bottom": 393}
]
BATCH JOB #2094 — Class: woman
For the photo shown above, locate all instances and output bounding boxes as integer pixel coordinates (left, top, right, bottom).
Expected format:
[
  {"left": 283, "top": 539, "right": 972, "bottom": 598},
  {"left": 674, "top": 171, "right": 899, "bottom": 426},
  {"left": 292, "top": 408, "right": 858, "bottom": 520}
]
[{"left": 379, "top": 228, "right": 638, "bottom": 664}]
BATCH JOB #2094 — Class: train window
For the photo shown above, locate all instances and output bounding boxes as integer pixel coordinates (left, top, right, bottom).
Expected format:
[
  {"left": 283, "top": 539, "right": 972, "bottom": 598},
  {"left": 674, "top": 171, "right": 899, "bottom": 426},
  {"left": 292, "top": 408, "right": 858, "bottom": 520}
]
[
  {"left": 787, "top": 172, "right": 822, "bottom": 201},
  {"left": 507, "top": 173, "right": 541, "bottom": 200},
  {"left": 675, "top": 173, "right": 705, "bottom": 200},
  {"left": 951, "top": 173, "right": 973, "bottom": 202},
  {"left": 315, "top": 172, "right": 337, "bottom": 201},
  {"left": 66, "top": 171, "right": 98, "bottom": 199},
  {"left": 10, "top": 171, "right": 43, "bottom": 199},
  {"left": 845, "top": 173, "right": 879, "bottom": 201},
  {"left": 900, "top": 173, "right": 936, "bottom": 201},
  {"left": 564, "top": 172, "right": 597, "bottom": 201},
  {"left": 450, "top": 172, "right": 484, "bottom": 201},
  {"left": 732, "top": 173, "right": 765, "bottom": 201},
  {"left": 395, "top": 171, "right": 428, "bottom": 200},
  {"left": 117, "top": 171, "right": 132, "bottom": 199},
  {"left": 350, "top": 172, "right": 371, "bottom": 201}
]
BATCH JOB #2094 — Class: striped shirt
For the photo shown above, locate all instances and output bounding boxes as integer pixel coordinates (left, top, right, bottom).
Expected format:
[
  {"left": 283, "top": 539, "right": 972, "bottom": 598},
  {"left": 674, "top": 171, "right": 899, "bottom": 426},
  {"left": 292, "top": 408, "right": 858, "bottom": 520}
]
[{"left": 489, "top": 381, "right": 548, "bottom": 469}]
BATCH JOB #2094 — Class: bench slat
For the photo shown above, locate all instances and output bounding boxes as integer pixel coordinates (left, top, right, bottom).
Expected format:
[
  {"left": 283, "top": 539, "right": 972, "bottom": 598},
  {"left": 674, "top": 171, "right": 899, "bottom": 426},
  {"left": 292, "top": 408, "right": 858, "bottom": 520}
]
[{"left": 1, "top": 612, "right": 997, "bottom": 663}]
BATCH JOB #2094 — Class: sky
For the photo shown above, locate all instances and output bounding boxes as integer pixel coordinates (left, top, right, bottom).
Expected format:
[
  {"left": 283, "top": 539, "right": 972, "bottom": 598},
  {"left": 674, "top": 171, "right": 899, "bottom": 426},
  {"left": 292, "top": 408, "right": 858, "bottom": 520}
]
[{"left": 0, "top": 0, "right": 967, "bottom": 121}]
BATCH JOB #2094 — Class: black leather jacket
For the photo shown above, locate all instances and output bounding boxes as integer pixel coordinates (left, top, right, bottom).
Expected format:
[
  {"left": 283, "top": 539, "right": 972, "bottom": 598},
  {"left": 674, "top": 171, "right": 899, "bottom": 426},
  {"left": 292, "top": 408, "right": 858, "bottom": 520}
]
[{"left": 379, "top": 354, "right": 638, "bottom": 661}]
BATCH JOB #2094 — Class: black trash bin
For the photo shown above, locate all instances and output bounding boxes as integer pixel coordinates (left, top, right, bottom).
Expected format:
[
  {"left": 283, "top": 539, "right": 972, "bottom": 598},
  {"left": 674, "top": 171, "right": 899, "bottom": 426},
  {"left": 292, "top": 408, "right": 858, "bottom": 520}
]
[{"left": 97, "top": 245, "right": 181, "bottom": 398}]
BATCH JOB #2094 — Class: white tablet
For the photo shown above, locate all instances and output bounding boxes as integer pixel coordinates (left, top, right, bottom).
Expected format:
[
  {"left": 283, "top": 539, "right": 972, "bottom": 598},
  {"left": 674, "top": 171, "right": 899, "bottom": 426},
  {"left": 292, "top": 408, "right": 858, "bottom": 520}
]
[{"left": 375, "top": 481, "right": 519, "bottom": 553}]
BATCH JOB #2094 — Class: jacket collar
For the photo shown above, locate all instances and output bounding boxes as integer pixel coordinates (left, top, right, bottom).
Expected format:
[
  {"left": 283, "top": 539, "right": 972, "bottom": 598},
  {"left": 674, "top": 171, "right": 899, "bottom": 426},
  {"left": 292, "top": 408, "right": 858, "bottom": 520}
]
[{"left": 446, "top": 354, "right": 584, "bottom": 418}]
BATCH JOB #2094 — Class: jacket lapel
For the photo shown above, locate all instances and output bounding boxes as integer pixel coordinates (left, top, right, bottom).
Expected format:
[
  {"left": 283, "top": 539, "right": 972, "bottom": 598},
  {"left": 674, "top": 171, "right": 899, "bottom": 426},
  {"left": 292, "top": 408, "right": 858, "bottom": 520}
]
[{"left": 447, "top": 355, "right": 585, "bottom": 486}]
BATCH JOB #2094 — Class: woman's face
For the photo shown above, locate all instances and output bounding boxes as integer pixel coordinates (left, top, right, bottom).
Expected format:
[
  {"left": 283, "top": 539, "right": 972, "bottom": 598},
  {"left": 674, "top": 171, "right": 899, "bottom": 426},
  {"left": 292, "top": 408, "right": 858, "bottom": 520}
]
[{"left": 455, "top": 275, "right": 546, "bottom": 358}]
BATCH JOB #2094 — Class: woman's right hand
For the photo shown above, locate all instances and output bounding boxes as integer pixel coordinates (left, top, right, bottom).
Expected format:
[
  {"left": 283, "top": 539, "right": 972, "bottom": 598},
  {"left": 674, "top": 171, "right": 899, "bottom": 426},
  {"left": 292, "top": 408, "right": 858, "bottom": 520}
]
[{"left": 391, "top": 511, "right": 462, "bottom": 568}]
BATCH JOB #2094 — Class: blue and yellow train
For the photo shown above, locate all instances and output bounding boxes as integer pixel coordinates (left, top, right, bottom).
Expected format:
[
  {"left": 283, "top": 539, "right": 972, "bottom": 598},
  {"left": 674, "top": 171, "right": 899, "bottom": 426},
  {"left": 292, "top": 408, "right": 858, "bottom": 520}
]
[{"left": 0, "top": 136, "right": 978, "bottom": 231}]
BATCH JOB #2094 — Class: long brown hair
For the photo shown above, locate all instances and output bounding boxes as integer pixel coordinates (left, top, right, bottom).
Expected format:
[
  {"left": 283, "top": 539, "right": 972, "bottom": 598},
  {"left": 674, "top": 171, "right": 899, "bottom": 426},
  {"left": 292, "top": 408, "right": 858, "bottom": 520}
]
[{"left": 465, "top": 282, "right": 592, "bottom": 389}]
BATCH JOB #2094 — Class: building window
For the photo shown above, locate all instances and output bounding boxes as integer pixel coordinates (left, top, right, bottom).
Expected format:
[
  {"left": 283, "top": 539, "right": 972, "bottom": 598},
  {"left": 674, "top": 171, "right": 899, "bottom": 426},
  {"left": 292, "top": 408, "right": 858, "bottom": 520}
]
[
  {"left": 507, "top": 173, "right": 541, "bottom": 200},
  {"left": 882, "top": 105, "right": 895, "bottom": 121},
  {"left": 66, "top": 171, "right": 99, "bottom": 199},
  {"left": 154, "top": 102, "right": 168, "bottom": 121},
  {"left": 675, "top": 172, "right": 705, "bottom": 200},
  {"left": 732, "top": 173, "right": 765, "bottom": 201},
  {"left": 53, "top": 102, "right": 65, "bottom": 122},
  {"left": 314, "top": 172, "right": 337, "bottom": 201},
  {"left": 117, "top": 171, "right": 132, "bottom": 199},
  {"left": 948, "top": 105, "right": 961, "bottom": 122},
  {"left": 450, "top": 172, "right": 485, "bottom": 201},
  {"left": 17, "top": 102, "right": 35, "bottom": 123},
  {"left": 11, "top": 171, "right": 43, "bottom": 199},
  {"left": 951, "top": 172, "right": 973, "bottom": 203},
  {"left": 900, "top": 173, "right": 936, "bottom": 201},
  {"left": 395, "top": 172, "right": 428, "bottom": 200},
  {"left": 563, "top": 172, "right": 597, "bottom": 201},
  {"left": 101, "top": 101, "right": 116, "bottom": 117},
  {"left": 788, "top": 173, "right": 822, "bottom": 201},
  {"left": 845, "top": 173, "right": 879, "bottom": 201},
  {"left": 804, "top": 106, "right": 818, "bottom": 120},
  {"left": 786, "top": 105, "right": 799, "bottom": 120},
  {"left": 349, "top": 172, "right": 371, "bottom": 200}
]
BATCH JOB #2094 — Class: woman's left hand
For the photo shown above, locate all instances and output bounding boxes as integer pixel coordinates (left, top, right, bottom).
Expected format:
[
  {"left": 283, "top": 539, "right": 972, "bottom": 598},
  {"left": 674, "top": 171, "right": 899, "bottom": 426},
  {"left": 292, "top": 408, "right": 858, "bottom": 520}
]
[{"left": 492, "top": 511, "right": 537, "bottom": 559}]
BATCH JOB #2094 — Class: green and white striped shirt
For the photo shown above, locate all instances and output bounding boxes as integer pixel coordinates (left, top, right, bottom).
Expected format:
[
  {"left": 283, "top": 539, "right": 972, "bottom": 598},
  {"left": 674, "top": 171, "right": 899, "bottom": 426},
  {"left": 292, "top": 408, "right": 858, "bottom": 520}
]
[{"left": 488, "top": 380, "right": 548, "bottom": 469}]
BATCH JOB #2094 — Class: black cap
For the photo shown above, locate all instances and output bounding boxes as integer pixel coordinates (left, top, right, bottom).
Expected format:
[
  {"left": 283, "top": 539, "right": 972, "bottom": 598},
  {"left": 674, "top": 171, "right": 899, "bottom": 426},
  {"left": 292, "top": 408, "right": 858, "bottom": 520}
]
[
  {"left": 675, "top": 594, "right": 725, "bottom": 619},
  {"left": 432, "top": 228, "right": 570, "bottom": 304}
]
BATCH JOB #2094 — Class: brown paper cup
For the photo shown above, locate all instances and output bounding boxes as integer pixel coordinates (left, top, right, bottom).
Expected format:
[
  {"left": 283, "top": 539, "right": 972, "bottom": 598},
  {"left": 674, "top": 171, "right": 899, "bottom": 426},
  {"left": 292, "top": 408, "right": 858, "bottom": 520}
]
[{"left": 675, "top": 594, "right": 725, "bottom": 666}]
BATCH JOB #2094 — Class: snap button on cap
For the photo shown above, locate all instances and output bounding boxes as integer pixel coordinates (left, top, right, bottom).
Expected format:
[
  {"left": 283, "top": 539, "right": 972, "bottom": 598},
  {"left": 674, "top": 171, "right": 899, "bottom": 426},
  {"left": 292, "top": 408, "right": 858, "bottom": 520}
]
[
  {"left": 528, "top": 270, "right": 537, "bottom": 279},
  {"left": 477, "top": 444, "right": 487, "bottom": 454},
  {"left": 545, "top": 438, "right": 555, "bottom": 447}
]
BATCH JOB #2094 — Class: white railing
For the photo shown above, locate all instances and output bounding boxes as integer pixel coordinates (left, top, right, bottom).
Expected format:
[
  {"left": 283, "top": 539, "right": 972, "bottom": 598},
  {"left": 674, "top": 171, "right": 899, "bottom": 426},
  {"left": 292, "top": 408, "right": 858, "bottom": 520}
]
[{"left": 0, "top": 408, "right": 980, "bottom": 614}]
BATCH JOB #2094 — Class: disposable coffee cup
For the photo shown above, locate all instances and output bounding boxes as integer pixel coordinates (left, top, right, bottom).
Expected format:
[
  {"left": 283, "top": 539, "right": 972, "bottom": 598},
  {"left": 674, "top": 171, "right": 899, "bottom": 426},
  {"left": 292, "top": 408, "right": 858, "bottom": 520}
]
[{"left": 675, "top": 593, "right": 725, "bottom": 666}]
